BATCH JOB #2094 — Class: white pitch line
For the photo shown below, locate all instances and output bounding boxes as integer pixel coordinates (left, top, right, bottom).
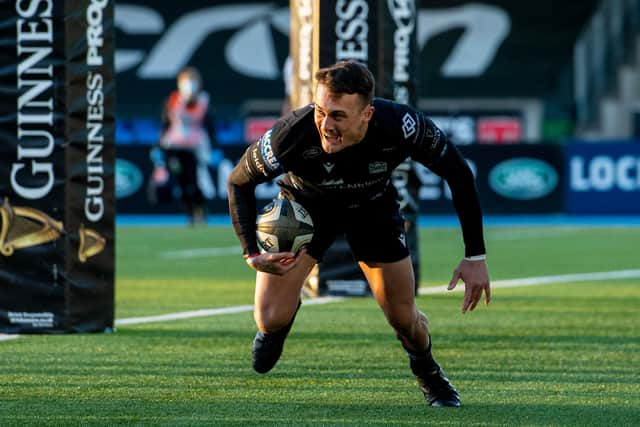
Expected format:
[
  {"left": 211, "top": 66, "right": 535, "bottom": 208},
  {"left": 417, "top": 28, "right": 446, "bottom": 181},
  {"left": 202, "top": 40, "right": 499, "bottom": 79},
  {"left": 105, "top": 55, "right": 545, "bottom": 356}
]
[
  {"left": 2, "top": 270, "right": 639, "bottom": 340},
  {"left": 115, "top": 296, "right": 344, "bottom": 326},
  {"left": 115, "top": 304, "right": 254, "bottom": 326},
  {"left": 161, "top": 246, "right": 242, "bottom": 259},
  {"left": 419, "top": 269, "right": 640, "bottom": 295}
]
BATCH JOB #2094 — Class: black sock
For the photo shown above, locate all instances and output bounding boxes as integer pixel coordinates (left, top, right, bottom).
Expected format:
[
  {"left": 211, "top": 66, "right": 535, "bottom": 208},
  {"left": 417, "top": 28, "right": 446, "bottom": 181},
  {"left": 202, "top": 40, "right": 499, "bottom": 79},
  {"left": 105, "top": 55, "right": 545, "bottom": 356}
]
[
  {"left": 404, "top": 336, "right": 439, "bottom": 375},
  {"left": 404, "top": 334, "right": 432, "bottom": 359}
]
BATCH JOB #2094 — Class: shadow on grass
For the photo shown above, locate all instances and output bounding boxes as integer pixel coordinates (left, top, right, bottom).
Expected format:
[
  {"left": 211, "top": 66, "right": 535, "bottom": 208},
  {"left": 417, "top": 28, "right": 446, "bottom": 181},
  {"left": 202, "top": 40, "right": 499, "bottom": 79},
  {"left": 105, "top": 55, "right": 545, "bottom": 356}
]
[{"left": 0, "top": 399, "right": 637, "bottom": 426}]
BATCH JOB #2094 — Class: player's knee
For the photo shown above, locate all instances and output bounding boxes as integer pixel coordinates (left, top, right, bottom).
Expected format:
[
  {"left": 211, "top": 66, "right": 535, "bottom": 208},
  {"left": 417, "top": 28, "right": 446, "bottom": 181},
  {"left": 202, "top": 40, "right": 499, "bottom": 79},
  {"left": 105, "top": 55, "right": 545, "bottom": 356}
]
[
  {"left": 254, "top": 305, "right": 292, "bottom": 333},
  {"left": 416, "top": 310, "right": 429, "bottom": 331}
]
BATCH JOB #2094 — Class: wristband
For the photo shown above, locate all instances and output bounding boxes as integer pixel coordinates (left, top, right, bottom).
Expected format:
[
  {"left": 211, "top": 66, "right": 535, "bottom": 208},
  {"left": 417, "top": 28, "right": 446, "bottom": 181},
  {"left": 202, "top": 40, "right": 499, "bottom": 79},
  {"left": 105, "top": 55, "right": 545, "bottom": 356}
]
[{"left": 464, "top": 254, "right": 486, "bottom": 262}]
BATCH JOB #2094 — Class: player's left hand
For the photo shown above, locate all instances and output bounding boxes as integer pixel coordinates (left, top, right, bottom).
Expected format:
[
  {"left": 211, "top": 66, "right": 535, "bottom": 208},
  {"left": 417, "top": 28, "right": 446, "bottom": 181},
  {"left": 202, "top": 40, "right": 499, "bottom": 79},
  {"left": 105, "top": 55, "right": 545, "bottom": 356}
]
[
  {"left": 246, "top": 249, "right": 307, "bottom": 276},
  {"left": 447, "top": 258, "right": 491, "bottom": 314}
]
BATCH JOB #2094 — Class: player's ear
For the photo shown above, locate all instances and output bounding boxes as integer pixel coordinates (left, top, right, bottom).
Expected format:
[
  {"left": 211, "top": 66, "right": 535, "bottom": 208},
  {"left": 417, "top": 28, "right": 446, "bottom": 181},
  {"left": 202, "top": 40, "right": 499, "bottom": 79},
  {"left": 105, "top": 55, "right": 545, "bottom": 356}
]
[{"left": 362, "top": 104, "right": 374, "bottom": 122}]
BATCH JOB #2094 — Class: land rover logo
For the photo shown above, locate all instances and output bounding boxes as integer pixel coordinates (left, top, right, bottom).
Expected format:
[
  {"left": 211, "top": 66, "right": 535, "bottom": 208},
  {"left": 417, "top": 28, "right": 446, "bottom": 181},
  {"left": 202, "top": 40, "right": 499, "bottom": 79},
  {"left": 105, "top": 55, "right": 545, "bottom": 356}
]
[
  {"left": 489, "top": 158, "right": 558, "bottom": 200},
  {"left": 115, "top": 159, "right": 143, "bottom": 199}
]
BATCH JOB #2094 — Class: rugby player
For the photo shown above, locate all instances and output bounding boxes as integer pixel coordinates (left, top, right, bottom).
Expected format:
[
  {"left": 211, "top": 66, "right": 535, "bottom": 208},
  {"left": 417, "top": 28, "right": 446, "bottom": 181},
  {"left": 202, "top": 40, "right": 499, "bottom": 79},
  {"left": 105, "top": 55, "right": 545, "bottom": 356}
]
[{"left": 228, "top": 60, "right": 491, "bottom": 407}]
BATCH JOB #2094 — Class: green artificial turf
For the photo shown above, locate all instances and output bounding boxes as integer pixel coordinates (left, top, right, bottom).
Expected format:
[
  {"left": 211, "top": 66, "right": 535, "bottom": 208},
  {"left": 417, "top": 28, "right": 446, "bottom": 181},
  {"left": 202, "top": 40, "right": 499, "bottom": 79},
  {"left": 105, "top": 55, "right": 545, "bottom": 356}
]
[{"left": 1, "top": 225, "right": 638, "bottom": 426}]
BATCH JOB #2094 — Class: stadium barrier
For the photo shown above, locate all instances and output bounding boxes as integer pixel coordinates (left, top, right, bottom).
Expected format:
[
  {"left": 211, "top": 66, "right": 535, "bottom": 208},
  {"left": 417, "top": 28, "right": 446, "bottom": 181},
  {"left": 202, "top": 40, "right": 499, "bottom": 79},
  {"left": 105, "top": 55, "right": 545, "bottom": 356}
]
[{"left": 115, "top": 141, "right": 640, "bottom": 216}]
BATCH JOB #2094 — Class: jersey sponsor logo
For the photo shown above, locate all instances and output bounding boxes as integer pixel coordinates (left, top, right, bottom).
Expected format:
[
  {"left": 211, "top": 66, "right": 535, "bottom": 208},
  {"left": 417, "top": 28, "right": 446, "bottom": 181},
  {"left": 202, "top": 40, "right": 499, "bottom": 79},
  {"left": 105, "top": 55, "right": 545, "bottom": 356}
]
[
  {"left": 368, "top": 162, "right": 388, "bottom": 174},
  {"left": 259, "top": 129, "right": 280, "bottom": 172},
  {"left": 251, "top": 146, "right": 267, "bottom": 176},
  {"left": 431, "top": 128, "right": 442, "bottom": 150},
  {"left": 402, "top": 112, "right": 417, "bottom": 139},
  {"left": 424, "top": 126, "right": 442, "bottom": 150},
  {"left": 323, "top": 162, "right": 335, "bottom": 173},
  {"left": 439, "top": 142, "right": 448, "bottom": 158},
  {"left": 398, "top": 232, "right": 406, "bottom": 247},
  {"left": 302, "top": 146, "right": 323, "bottom": 159},
  {"left": 319, "top": 176, "right": 387, "bottom": 190},
  {"left": 318, "top": 178, "right": 345, "bottom": 187}
]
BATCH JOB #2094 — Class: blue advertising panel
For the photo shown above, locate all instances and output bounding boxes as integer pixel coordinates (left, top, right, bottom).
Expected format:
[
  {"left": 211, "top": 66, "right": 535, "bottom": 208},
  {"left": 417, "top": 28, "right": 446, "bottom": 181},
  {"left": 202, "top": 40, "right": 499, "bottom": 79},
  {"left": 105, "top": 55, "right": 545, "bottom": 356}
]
[
  {"left": 414, "top": 145, "right": 565, "bottom": 215},
  {"left": 116, "top": 144, "right": 567, "bottom": 215},
  {"left": 566, "top": 143, "right": 640, "bottom": 214}
]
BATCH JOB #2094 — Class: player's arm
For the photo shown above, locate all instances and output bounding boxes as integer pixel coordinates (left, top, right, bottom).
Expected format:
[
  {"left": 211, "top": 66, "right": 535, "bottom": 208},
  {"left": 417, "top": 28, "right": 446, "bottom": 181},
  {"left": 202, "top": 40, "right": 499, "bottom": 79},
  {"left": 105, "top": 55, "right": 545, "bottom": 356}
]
[
  {"left": 430, "top": 138, "right": 491, "bottom": 313},
  {"left": 227, "top": 139, "right": 278, "bottom": 258},
  {"left": 409, "top": 113, "right": 490, "bottom": 312},
  {"left": 227, "top": 125, "right": 302, "bottom": 274}
]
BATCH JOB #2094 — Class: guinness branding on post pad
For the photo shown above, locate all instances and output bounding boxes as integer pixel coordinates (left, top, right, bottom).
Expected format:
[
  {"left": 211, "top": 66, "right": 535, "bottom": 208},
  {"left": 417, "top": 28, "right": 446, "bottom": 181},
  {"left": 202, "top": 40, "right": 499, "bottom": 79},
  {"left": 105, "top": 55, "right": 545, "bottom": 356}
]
[{"left": 0, "top": 0, "right": 115, "bottom": 333}]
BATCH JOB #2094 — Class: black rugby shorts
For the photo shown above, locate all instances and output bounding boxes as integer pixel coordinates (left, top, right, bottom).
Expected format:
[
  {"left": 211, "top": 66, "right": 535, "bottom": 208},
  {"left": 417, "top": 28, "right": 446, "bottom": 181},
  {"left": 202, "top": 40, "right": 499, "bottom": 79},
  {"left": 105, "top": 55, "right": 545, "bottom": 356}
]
[{"left": 302, "top": 194, "right": 410, "bottom": 264}]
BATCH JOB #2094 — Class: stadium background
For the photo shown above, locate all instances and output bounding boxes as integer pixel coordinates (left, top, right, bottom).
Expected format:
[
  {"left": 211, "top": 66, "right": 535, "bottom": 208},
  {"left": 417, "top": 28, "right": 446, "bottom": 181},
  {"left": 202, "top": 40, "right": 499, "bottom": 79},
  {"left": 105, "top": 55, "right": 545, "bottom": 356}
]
[{"left": 114, "top": 0, "right": 640, "bottom": 216}]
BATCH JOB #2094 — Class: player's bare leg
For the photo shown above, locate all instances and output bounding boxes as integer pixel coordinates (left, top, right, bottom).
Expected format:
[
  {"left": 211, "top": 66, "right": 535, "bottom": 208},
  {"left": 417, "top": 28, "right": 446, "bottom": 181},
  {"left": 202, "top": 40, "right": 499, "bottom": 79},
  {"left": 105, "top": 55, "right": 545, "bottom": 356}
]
[
  {"left": 359, "top": 256, "right": 427, "bottom": 352},
  {"left": 359, "top": 256, "right": 461, "bottom": 407},
  {"left": 251, "top": 253, "right": 316, "bottom": 373}
]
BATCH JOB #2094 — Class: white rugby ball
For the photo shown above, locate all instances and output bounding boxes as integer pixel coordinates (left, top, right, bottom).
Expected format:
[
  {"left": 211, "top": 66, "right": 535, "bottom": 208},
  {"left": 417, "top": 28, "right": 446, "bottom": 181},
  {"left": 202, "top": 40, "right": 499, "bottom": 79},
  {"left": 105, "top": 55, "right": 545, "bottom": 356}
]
[{"left": 256, "top": 198, "right": 314, "bottom": 253}]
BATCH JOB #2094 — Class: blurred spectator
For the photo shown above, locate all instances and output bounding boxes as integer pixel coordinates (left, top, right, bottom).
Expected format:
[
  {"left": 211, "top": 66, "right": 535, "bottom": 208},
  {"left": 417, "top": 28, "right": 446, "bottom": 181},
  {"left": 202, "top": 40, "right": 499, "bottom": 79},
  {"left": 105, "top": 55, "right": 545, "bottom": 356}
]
[{"left": 149, "top": 66, "right": 217, "bottom": 225}]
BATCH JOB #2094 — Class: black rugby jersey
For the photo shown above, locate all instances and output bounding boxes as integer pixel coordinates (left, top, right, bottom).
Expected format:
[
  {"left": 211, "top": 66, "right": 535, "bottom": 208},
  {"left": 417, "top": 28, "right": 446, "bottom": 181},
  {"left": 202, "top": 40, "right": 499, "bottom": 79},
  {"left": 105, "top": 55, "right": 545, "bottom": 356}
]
[{"left": 228, "top": 98, "right": 486, "bottom": 258}]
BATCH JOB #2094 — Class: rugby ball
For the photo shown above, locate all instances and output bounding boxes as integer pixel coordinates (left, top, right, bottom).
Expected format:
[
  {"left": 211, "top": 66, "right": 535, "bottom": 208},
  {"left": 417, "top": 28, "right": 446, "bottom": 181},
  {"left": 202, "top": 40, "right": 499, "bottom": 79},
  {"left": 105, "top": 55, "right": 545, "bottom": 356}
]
[{"left": 256, "top": 198, "right": 314, "bottom": 254}]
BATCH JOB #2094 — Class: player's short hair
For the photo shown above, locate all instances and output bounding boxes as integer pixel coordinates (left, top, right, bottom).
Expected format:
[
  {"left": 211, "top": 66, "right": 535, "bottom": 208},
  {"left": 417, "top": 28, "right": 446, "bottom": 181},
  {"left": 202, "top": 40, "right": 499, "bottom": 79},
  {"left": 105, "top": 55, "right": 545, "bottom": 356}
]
[{"left": 315, "top": 60, "right": 375, "bottom": 106}]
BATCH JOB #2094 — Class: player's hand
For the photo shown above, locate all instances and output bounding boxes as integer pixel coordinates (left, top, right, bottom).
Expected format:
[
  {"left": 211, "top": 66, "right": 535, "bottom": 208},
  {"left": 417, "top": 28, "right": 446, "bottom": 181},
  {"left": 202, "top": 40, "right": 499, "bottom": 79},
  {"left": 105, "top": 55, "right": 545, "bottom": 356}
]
[
  {"left": 447, "top": 258, "right": 491, "bottom": 314},
  {"left": 245, "top": 249, "right": 307, "bottom": 276}
]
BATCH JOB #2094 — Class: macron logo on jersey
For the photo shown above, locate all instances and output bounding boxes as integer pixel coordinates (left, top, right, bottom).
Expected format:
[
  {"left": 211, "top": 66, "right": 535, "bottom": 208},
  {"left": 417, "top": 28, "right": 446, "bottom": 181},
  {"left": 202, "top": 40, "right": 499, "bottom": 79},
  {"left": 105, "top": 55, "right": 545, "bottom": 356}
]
[
  {"left": 402, "top": 113, "right": 417, "bottom": 139},
  {"left": 259, "top": 129, "right": 280, "bottom": 172},
  {"left": 398, "top": 233, "right": 407, "bottom": 247}
]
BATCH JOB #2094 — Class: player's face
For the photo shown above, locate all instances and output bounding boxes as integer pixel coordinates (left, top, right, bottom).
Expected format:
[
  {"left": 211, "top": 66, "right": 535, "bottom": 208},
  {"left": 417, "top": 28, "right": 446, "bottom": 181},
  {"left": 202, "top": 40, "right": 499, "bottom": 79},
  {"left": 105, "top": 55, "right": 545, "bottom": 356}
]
[{"left": 314, "top": 83, "right": 374, "bottom": 154}]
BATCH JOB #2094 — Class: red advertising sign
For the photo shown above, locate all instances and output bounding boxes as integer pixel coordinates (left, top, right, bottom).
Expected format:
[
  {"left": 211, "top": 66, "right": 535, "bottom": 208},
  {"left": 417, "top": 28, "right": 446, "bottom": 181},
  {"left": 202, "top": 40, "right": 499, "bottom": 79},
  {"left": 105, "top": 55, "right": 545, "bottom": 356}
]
[
  {"left": 245, "top": 117, "right": 278, "bottom": 143},
  {"left": 477, "top": 117, "right": 522, "bottom": 144}
]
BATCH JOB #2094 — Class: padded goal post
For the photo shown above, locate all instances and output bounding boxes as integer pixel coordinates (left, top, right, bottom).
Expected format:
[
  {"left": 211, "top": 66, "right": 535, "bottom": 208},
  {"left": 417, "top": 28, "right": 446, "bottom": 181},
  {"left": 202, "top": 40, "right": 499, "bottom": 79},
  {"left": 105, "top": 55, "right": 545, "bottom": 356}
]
[
  {"left": 0, "top": 0, "right": 115, "bottom": 333},
  {"left": 290, "top": 0, "right": 421, "bottom": 296}
]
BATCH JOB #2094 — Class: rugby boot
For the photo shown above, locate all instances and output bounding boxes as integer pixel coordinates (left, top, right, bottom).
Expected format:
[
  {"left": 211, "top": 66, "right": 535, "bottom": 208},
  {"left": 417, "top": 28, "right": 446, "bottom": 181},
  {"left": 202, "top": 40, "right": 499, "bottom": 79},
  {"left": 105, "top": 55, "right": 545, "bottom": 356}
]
[
  {"left": 252, "top": 300, "right": 301, "bottom": 374},
  {"left": 407, "top": 339, "right": 461, "bottom": 407}
]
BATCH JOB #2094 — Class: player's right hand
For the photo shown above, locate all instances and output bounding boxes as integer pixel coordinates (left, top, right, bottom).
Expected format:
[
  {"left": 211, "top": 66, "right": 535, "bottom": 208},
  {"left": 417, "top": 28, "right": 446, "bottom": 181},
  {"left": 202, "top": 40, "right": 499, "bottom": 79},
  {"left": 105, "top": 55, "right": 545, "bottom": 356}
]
[
  {"left": 447, "top": 257, "right": 491, "bottom": 314},
  {"left": 246, "top": 249, "right": 307, "bottom": 276}
]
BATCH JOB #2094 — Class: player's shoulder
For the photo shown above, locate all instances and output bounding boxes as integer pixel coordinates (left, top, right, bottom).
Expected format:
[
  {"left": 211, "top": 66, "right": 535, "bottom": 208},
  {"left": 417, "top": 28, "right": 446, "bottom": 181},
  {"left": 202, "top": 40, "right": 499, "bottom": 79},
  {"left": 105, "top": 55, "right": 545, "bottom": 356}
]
[
  {"left": 252, "top": 104, "right": 315, "bottom": 171},
  {"left": 268, "top": 104, "right": 316, "bottom": 148},
  {"left": 372, "top": 98, "right": 420, "bottom": 122},
  {"left": 281, "top": 103, "right": 315, "bottom": 129},
  {"left": 371, "top": 98, "right": 422, "bottom": 142}
]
